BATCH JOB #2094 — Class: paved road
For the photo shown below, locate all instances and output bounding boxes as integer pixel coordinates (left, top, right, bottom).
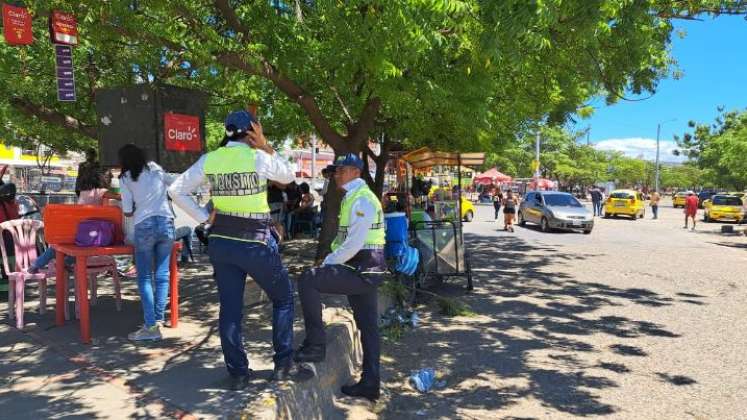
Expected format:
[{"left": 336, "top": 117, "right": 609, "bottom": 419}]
[{"left": 378, "top": 199, "right": 747, "bottom": 419}]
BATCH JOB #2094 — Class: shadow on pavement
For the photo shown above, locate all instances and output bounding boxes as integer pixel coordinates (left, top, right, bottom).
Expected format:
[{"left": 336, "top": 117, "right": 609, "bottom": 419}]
[{"left": 381, "top": 233, "right": 695, "bottom": 418}]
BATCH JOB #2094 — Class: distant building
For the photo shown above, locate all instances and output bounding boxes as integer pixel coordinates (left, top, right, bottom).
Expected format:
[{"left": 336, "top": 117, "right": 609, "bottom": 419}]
[{"left": 0, "top": 143, "right": 81, "bottom": 192}]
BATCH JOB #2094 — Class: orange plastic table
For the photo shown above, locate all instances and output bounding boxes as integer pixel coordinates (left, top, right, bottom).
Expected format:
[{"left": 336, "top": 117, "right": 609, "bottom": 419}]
[{"left": 53, "top": 243, "right": 180, "bottom": 344}]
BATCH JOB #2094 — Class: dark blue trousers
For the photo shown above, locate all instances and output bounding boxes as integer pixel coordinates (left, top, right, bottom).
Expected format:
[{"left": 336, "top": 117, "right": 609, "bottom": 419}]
[
  {"left": 208, "top": 236, "right": 294, "bottom": 377},
  {"left": 298, "top": 265, "right": 381, "bottom": 386}
]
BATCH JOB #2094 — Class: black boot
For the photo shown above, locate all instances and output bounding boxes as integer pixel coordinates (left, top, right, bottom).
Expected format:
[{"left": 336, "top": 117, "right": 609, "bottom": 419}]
[
  {"left": 293, "top": 341, "right": 326, "bottom": 363},
  {"left": 341, "top": 380, "right": 380, "bottom": 401},
  {"left": 226, "top": 371, "right": 253, "bottom": 391},
  {"left": 268, "top": 360, "right": 315, "bottom": 382}
]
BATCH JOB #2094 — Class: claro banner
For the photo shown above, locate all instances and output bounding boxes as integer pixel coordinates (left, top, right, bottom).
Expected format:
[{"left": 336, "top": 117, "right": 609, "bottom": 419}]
[
  {"left": 2, "top": 4, "right": 33, "bottom": 45},
  {"left": 164, "top": 112, "right": 202, "bottom": 152},
  {"left": 49, "top": 10, "right": 78, "bottom": 46}
]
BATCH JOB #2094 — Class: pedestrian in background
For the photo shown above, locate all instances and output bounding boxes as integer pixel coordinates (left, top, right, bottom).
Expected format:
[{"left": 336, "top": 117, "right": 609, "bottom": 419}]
[
  {"left": 492, "top": 188, "right": 503, "bottom": 220},
  {"left": 502, "top": 190, "right": 517, "bottom": 232},
  {"left": 119, "top": 144, "right": 175, "bottom": 342},
  {"left": 650, "top": 191, "right": 661, "bottom": 220},
  {"left": 75, "top": 148, "right": 103, "bottom": 198},
  {"left": 684, "top": 191, "right": 698, "bottom": 230},
  {"left": 590, "top": 187, "right": 602, "bottom": 217}
]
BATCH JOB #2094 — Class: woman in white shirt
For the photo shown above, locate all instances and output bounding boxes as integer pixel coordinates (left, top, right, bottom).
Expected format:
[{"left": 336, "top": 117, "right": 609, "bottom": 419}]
[{"left": 118, "top": 144, "right": 175, "bottom": 341}]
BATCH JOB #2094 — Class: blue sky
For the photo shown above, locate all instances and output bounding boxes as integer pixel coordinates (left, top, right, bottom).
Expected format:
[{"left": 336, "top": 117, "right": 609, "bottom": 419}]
[{"left": 575, "top": 15, "right": 747, "bottom": 162}]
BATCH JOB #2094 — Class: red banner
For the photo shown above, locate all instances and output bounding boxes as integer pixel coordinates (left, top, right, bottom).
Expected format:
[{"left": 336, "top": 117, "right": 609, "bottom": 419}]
[
  {"left": 164, "top": 113, "right": 202, "bottom": 152},
  {"left": 3, "top": 4, "right": 33, "bottom": 46},
  {"left": 49, "top": 10, "right": 78, "bottom": 45}
]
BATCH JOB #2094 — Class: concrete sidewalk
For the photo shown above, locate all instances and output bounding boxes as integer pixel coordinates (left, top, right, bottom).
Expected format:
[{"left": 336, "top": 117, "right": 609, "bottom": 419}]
[{"left": 0, "top": 240, "right": 373, "bottom": 419}]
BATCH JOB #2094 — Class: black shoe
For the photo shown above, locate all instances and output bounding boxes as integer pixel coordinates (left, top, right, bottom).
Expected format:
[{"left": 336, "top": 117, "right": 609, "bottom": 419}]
[
  {"left": 341, "top": 380, "right": 380, "bottom": 401},
  {"left": 268, "top": 361, "right": 315, "bottom": 382},
  {"left": 293, "top": 341, "right": 326, "bottom": 363},
  {"left": 227, "top": 372, "right": 253, "bottom": 391}
]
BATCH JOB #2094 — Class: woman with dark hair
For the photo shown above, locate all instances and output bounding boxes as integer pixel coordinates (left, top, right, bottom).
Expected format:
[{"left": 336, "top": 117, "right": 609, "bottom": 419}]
[
  {"left": 75, "top": 147, "right": 103, "bottom": 197},
  {"left": 118, "top": 144, "right": 175, "bottom": 341},
  {"left": 287, "top": 182, "right": 315, "bottom": 238}
]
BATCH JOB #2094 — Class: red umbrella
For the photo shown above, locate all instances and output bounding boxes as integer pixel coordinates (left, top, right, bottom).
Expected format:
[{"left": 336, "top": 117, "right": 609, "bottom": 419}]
[
  {"left": 474, "top": 167, "right": 512, "bottom": 185},
  {"left": 530, "top": 178, "right": 556, "bottom": 190}
]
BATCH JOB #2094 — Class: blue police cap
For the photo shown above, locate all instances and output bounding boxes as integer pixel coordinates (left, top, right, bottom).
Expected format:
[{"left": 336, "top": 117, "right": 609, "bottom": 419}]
[
  {"left": 331, "top": 153, "right": 364, "bottom": 170},
  {"left": 224, "top": 110, "right": 256, "bottom": 137}
]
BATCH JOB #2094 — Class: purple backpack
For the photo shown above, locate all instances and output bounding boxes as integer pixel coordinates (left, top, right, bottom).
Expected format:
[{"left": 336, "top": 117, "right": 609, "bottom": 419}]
[{"left": 75, "top": 219, "right": 115, "bottom": 247}]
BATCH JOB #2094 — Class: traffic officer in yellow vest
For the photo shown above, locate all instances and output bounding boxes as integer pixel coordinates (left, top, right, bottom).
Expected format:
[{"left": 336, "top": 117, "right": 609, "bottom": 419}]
[
  {"left": 169, "top": 110, "right": 312, "bottom": 390},
  {"left": 295, "top": 153, "right": 386, "bottom": 401}
]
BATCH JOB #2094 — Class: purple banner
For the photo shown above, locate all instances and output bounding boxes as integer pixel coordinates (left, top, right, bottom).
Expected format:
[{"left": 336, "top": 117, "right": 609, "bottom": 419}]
[
  {"left": 57, "top": 90, "right": 75, "bottom": 101},
  {"left": 56, "top": 67, "right": 73, "bottom": 78},
  {"left": 57, "top": 79, "right": 74, "bottom": 90},
  {"left": 55, "top": 44, "right": 72, "bottom": 56},
  {"left": 54, "top": 44, "right": 75, "bottom": 102}
]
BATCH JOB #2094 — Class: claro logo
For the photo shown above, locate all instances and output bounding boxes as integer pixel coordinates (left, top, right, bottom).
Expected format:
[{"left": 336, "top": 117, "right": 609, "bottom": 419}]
[
  {"left": 167, "top": 126, "right": 197, "bottom": 141},
  {"left": 164, "top": 113, "right": 202, "bottom": 152}
]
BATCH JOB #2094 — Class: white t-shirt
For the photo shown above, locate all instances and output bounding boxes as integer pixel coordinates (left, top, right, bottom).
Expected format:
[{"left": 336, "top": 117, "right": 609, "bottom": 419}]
[
  {"left": 120, "top": 162, "right": 174, "bottom": 225},
  {"left": 78, "top": 188, "right": 108, "bottom": 205}
]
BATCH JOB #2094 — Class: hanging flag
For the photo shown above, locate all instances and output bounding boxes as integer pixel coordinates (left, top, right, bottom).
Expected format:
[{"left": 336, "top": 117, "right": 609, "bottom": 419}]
[
  {"left": 2, "top": 4, "right": 33, "bottom": 45},
  {"left": 55, "top": 45, "right": 75, "bottom": 101},
  {"left": 49, "top": 10, "right": 78, "bottom": 46}
]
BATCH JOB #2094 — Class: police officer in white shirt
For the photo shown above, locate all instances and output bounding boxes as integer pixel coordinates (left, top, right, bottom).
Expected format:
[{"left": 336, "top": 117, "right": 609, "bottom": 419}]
[
  {"left": 295, "top": 153, "right": 386, "bottom": 401},
  {"left": 169, "top": 110, "right": 312, "bottom": 389}
]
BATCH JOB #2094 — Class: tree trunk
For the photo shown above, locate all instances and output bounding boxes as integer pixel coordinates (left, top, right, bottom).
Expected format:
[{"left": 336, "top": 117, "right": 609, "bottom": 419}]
[{"left": 315, "top": 178, "right": 342, "bottom": 262}]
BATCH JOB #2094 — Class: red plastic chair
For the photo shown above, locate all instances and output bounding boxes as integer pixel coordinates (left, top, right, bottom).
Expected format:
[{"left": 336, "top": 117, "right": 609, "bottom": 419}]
[
  {"left": 45, "top": 255, "right": 123, "bottom": 320},
  {"left": 0, "top": 219, "right": 47, "bottom": 329}
]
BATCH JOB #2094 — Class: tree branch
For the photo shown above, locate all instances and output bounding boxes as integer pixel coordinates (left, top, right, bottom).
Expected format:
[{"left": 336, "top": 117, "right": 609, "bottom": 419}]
[
  {"left": 9, "top": 97, "right": 98, "bottom": 139},
  {"left": 213, "top": 0, "right": 252, "bottom": 41},
  {"left": 217, "top": 52, "right": 347, "bottom": 150},
  {"left": 331, "top": 86, "right": 354, "bottom": 123},
  {"left": 348, "top": 96, "right": 382, "bottom": 149}
]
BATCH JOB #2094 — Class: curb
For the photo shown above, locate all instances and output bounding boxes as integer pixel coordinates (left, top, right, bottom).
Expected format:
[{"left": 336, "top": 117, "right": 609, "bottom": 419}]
[{"left": 239, "top": 307, "right": 362, "bottom": 420}]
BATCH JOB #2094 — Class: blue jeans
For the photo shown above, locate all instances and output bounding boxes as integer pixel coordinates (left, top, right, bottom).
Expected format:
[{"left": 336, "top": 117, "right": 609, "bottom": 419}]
[
  {"left": 208, "top": 235, "right": 294, "bottom": 376},
  {"left": 133, "top": 216, "right": 175, "bottom": 327},
  {"left": 31, "top": 247, "right": 74, "bottom": 271}
]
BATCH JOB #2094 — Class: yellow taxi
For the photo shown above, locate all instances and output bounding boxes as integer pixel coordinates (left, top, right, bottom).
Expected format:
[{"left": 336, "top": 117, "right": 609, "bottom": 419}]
[
  {"left": 427, "top": 186, "right": 475, "bottom": 222},
  {"left": 461, "top": 197, "right": 475, "bottom": 222},
  {"left": 703, "top": 194, "right": 744, "bottom": 223},
  {"left": 603, "top": 189, "right": 646, "bottom": 219},
  {"left": 672, "top": 191, "right": 688, "bottom": 208},
  {"left": 726, "top": 192, "right": 745, "bottom": 202}
]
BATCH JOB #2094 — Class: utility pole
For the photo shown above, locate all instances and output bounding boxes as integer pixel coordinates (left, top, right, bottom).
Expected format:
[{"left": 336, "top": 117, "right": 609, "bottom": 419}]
[
  {"left": 535, "top": 130, "right": 541, "bottom": 180},
  {"left": 311, "top": 133, "right": 317, "bottom": 184},
  {"left": 586, "top": 127, "right": 591, "bottom": 146},
  {"left": 655, "top": 123, "right": 661, "bottom": 193},
  {"left": 654, "top": 118, "right": 676, "bottom": 193}
]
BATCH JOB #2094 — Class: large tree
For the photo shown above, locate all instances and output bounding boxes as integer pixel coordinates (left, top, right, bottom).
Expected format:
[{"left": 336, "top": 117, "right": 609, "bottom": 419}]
[
  {"left": 675, "top": 108, "right": 747, "bottom": 189},
  {"left": 2, "top": 0, "right": 746, "bottom": 255}
]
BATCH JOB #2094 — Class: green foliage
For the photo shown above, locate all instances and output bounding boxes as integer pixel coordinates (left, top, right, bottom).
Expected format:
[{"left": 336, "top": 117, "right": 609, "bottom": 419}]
[
  {"left": 659, "top": 164, "right": 707, "bottom": 190},
  {"left": 675, "top": 109, "right": 747, "bottom": 189},
  {"left": 435, "top": 296, "right": 476, "bottom": 317},
  {"left": 0, "top": 0, "right": 743, "bottom": 158},
  {"left": 381, "top": 278, "right": 411, "bottom": 307}
]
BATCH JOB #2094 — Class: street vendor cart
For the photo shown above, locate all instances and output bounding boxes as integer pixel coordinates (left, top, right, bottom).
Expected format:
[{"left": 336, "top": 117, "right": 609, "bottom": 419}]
[{"left": 384, "top": 147, "right": 484, "bottom": 291}]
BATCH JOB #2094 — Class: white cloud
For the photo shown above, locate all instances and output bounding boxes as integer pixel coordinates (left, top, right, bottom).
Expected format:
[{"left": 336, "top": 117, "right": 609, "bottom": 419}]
[{"left": 593, "top": 137, "right": 686, "bottom": 163}]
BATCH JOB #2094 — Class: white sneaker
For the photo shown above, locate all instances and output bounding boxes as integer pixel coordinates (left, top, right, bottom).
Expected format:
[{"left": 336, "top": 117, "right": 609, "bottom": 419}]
[{"left": 128, "top": 325, "right": 162, "bottom": 341}]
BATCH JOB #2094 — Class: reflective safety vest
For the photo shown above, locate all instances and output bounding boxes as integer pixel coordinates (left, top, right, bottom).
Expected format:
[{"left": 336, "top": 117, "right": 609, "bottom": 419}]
[
  {"left": 331, "top": 184, "right": 385, "bottom": 251},
  {"left": 203, "top": 146, "right": 270, "bottom": 214}
]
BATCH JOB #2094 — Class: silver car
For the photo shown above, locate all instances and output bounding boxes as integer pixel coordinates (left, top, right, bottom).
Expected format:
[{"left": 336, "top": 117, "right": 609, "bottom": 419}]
[{"left": 518, "top": 191, "right": 594, "bottom": 234}]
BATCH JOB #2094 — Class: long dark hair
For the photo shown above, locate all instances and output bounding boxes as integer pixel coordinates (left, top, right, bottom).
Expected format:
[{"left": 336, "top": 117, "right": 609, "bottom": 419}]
[{"left": 118, "top": 144, "right": 147, "bottom": 182}]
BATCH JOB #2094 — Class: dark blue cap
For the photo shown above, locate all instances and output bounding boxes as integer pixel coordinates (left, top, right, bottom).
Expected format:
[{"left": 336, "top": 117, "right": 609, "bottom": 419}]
[
  {"left": 224, "top": 110, "right": 256, "bottom": 137},
  {"left": 332, "top": 153, "right": 364, "bottom": 170}
]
